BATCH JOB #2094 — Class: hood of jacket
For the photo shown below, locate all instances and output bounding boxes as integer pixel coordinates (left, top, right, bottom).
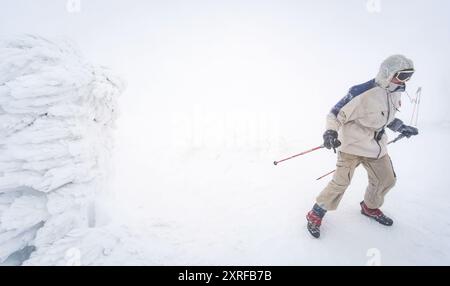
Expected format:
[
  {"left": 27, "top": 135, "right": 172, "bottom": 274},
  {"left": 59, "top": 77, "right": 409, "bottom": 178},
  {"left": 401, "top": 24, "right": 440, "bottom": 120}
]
[{"left": 375, "top": 55, "right": 414, "bottom": 88}]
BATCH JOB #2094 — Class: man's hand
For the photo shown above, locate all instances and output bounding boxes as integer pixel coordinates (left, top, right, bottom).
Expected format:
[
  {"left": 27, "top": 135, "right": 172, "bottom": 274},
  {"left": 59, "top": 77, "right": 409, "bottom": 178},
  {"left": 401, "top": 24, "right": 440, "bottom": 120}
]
[
  {"left": 399, "top": 125, "right": 419, "bottom": 138},
  {"left": 323, "top": 130, "right": 341, "bottom": 152},
  {"left": 387, "top": 118, "right": 419, "bottom": 138}
]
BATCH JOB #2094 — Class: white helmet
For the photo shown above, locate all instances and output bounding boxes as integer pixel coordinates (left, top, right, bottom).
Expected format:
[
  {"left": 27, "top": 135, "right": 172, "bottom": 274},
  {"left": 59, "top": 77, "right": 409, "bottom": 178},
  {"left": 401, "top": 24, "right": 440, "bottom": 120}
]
[{"left": 375, "top": 55, "right": 414, "bottom": 88}]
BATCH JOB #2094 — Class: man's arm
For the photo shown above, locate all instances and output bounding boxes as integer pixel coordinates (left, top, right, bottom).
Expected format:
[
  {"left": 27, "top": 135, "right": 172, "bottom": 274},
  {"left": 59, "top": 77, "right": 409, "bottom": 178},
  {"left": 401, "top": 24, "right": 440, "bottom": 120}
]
[
  {"left": 387, "top": 118, "right": 419, "bottom": 138},
  {"left": 323, "top": 92, "right": 362, "bottom": 151},
  {"left": 326, "top": 92, "right": 362, "bottom": 132}
]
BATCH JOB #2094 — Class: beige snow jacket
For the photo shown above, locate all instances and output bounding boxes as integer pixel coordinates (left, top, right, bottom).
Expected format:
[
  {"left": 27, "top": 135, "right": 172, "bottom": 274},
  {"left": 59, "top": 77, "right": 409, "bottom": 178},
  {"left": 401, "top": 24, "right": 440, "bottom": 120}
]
[{"left": 326, "top": 55, "right": 414, "bottom": 158}]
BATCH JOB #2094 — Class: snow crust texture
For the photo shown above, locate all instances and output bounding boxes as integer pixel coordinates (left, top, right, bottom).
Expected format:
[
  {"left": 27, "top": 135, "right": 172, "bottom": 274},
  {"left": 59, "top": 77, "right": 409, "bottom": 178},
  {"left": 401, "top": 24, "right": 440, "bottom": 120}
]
[{"left": 0, "top": 35, "right": 124, "bottom": 263}]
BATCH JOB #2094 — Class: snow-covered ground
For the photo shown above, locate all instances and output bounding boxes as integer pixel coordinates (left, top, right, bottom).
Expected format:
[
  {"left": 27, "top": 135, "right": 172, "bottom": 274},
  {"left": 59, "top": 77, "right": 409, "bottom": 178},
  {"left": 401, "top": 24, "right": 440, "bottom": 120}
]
[
  {"left": 12, "top": 112, "right": 450, "bottom": 266},
  {"left": 86, "top": 119, "right": 449, "bottom": 266}
]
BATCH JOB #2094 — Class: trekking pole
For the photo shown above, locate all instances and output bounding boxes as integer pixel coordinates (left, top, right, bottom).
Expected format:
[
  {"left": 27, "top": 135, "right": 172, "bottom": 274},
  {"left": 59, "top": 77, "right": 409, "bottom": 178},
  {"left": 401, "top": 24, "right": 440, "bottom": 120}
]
[
  {"left": 388, "top": 133, "right": 405, "bottom": 144},
  {"left": 316, "top": 169, "right": 336, "bottom": 181},
  {"left": 414, "top": 88, "right": 421, "bottom": 127},
  {"left": 410, "top": 87, "right": 421, "bottom": 127},
  {"left": 316, "top": 135, "right": 406, "bottom": 181},
  {"left": 273, "top": 145, "right": 324, "bottom": 166}
]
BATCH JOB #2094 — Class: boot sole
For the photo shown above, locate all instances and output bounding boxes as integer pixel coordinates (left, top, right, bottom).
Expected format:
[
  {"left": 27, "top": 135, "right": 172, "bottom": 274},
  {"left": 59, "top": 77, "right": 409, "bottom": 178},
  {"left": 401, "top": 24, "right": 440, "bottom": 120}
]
[
  {"left": 360, "top": 210, "right": 393, "bottom": 226},
  {"left": 307, "top": 222, "right": 320, "bottom": 238}
]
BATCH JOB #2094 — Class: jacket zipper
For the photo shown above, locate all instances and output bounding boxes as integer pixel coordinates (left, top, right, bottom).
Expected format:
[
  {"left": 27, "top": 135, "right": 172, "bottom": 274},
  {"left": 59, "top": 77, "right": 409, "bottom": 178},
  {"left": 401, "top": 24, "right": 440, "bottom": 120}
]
[
  {"left": 386, "top": 91, "right": 391, "bottom": 125},
  {"left": 375, "top": 137, "right": 382, "bottom": 159},
  {"left": 376, "top": 91, "right": 391, "bottom": 159}
]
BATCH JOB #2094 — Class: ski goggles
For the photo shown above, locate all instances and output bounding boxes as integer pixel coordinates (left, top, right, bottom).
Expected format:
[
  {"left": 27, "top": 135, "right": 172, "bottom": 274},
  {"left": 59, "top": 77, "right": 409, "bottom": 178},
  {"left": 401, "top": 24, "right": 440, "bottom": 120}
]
[{"left": 393, "top": 69, "right": 415, "bottom": 82}]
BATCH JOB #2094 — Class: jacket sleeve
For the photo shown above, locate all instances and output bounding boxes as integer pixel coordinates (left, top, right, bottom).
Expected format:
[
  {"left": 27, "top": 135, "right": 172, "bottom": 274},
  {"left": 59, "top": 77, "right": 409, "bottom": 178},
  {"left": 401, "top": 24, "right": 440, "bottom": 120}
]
[
  {"left": 326, "top": 93, "right": 362, "bottom": 131},
  {"left": 387, "top": 118, "right": 404, "bottom": 132}
]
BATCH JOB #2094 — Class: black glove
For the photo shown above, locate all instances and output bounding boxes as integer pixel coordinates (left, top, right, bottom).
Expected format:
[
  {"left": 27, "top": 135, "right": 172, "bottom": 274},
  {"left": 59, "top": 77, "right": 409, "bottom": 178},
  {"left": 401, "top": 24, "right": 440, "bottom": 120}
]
[
  {"left": 398, "top": 125, "right": 419, "bottom": 138},
  {"left": 323, "top": 130, "right": 341, "bottom": 152},
  {"left": 387, "top": 118, "right": 418, "bottom": 138}
]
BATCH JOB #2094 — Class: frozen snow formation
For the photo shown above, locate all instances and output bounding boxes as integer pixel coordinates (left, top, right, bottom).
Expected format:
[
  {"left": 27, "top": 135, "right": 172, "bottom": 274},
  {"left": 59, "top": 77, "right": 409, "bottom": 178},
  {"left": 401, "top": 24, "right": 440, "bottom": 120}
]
[
  {"left": 0, "top": 35, "right": 124, "bottom": 264},
  {"left": 23, "top": 225, "right": 155, "bottom": 266}
]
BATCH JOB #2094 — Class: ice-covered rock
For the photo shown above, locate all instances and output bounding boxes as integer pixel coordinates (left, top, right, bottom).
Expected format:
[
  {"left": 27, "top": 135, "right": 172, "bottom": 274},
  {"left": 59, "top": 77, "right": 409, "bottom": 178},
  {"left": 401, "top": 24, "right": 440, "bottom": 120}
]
[{"left": 0, "top": 35, "right": 124, "bottom": 263}]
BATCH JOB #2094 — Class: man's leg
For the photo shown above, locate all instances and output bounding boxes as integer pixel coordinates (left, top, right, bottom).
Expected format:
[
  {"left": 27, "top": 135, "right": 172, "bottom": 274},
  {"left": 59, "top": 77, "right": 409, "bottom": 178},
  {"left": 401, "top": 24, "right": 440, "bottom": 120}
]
[
  {"left": 306, "top": 152, "right": 360, "bottom": 238},
  {"left": 361, "top": 153, "right": 397, "bottom": 209},
  {"left": 360, "top": 153, "right": 397, "bottom": 226},
  {"left": 316, "top": 151, "right": 360, "bottom": 211}
]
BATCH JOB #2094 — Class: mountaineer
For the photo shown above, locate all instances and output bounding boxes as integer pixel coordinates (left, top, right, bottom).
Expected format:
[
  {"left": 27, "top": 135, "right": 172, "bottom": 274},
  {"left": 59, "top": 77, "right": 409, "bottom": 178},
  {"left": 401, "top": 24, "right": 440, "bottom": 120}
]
[{"left": 306, "top": 55, "right": 419, "bottom": 238}]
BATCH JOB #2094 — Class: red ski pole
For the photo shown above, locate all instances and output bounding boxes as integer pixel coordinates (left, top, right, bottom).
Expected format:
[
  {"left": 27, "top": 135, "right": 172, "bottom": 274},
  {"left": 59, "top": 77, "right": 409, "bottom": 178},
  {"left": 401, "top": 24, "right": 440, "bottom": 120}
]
[{"left": 274, "top": 145, "right": 324, "bottom": 166}]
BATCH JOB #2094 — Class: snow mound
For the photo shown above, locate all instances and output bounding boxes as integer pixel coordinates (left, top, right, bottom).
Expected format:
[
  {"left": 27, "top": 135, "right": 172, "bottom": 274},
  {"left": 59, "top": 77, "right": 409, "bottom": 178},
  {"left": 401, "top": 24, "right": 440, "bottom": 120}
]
[
  {"left": 23, "top": 224, "right": 152, "bottom": 266},
  {"left": 0, "top": 35, "right": 124, "bottom": 264}
]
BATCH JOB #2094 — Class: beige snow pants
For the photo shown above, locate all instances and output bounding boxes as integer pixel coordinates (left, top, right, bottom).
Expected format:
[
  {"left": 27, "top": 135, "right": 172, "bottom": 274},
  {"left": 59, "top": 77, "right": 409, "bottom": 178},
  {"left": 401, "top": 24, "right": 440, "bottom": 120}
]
[{"left": 316, "top": 151, "right": 397, "bottom": 211}]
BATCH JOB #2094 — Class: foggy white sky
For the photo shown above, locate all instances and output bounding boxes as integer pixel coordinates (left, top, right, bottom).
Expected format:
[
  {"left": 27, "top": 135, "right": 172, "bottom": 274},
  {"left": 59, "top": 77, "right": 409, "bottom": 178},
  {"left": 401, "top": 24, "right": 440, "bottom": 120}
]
[{"left": 1, "top": 0, "right": 449, "bottom": 149}]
